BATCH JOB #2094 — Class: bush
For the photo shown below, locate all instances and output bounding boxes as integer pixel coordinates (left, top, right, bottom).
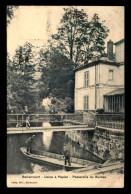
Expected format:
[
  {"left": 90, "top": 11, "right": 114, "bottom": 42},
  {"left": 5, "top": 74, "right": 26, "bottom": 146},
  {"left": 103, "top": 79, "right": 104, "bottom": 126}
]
[{"left": 96, "top": 109, "right": 104, "bottom": 114}]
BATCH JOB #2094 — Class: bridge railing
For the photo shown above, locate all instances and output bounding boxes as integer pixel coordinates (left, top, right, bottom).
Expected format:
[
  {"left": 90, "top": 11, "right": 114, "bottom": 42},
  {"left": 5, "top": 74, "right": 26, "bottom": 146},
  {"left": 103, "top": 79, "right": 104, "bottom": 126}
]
[
  {"left": 7, "top": 113, "right": 124, "bottom": 129},
  {"left": 7, "top": 113, "right": 85, "bottom": 128}
]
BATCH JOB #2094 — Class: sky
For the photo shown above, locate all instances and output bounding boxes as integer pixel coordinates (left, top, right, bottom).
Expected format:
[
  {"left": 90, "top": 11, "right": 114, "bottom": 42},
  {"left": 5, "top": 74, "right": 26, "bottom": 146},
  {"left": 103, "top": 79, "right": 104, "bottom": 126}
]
[{"left": 7, "top": 6, "right": 124, "bottom": 58}]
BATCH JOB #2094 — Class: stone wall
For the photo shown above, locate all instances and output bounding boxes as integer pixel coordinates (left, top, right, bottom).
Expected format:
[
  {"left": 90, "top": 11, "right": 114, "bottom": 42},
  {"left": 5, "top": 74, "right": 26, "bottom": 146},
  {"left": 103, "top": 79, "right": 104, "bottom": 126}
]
[
  {"left": 65, "top": 130, "right": 95, "bottom": 151},
  {"left": 93, "top": 127, "right": 124, "bottom": 160},
  {"left": 65, "top": 127, "right": 124, "bottom": 161},
  {"left": 83, "top": 112, "right": 96, "bottom": 126}
]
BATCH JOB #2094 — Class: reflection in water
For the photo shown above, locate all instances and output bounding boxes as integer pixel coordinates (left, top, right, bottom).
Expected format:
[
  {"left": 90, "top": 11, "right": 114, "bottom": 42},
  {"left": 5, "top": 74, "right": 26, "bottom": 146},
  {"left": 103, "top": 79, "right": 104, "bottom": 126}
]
[
  {"left": 7, "top": 130, "right": 103, "bottom": 174},
  {"left": 42, "top": 131, "right": 53, "bottom": 151},
  {"left": 49, "top": 131, "right": 65, "bottom": 154},
  {"left": 42, "top": 122, "right": 53, "bottom": 150}
]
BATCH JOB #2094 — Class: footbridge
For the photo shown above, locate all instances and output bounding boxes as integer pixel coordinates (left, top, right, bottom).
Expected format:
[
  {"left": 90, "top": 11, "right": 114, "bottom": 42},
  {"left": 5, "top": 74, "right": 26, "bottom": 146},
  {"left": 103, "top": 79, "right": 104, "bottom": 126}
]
[
  {"left": 7, "top": 113, "right": 95, "bottom": 134},
  {"left": 7, "top": 113, "right": 124, "bottom": 134}
]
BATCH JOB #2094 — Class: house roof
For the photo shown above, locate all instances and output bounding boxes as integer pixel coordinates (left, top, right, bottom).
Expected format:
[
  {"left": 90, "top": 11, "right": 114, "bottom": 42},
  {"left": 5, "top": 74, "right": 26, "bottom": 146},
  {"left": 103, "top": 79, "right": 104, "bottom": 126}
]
[
  {"left": 114, "top": 39, "right": 124, "bottom": 45},
  {"left": 104, "top": 88, "right": 124, "bottom": 96},
  {"left": 74, "top": 60, "right": 121, "bottom": 72}
]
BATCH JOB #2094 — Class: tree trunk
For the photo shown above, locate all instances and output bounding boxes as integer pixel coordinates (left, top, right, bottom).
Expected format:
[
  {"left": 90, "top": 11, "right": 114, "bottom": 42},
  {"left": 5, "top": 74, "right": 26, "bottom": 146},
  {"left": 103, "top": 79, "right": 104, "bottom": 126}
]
[{"left": 70, "top": 45, "right": 73, "bottom": 60}]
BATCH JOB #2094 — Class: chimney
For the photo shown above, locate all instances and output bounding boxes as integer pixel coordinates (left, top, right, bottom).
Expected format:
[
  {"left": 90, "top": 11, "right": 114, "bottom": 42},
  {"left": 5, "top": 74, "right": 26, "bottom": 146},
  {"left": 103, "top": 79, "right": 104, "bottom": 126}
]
[{"left": 107, "top": 40, "right": 113, "bottom": 60}]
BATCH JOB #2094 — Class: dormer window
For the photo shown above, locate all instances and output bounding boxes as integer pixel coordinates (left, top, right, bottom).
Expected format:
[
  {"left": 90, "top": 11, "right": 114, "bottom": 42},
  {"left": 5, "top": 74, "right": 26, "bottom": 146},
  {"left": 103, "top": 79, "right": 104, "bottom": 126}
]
[{"left": 84, "top": 71, "right": 89, "bottom": 87}]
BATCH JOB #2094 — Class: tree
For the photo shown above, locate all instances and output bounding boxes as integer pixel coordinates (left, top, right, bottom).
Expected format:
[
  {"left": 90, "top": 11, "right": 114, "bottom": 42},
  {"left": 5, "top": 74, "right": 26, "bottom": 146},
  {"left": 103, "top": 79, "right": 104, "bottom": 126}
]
[
  {"left": 7, "top": 54, "right": 18, "bottom": 112},
  {"left": 6, "top": 6, "right": 18, "bottom": 25},
  {"left": 51, "top": 7, "right": 109, "bottom": 66},
  {"left": 51, "top": 7, "right": 89, "bottom": 63},
  {"left": 39, "top": 48, "right": 75, "bottom": 101},
  {"left": 7, "top": 43, "right": 39, "bottom": 113},
  {"left": 49, "top": 97, "right": 74, "bottom": 113},
  {"left": 42, "top": 96, "right": 74, "bottom": 114},
  {"left": 79, "top": 13, "right": 109, "bottom": 63}
]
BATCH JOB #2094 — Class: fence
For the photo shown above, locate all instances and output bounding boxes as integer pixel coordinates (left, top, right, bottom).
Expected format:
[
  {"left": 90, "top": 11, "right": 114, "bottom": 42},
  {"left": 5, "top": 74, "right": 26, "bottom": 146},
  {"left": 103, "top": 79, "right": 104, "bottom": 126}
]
[
  {"left": 7, "top": 113, "right": 124, "bottom": 129},
  {"left": 7, "top": 113, "right": 84, "bottom": 128},
  {"left": 96, "top": 113, "right": 124, "bottom": 130}
]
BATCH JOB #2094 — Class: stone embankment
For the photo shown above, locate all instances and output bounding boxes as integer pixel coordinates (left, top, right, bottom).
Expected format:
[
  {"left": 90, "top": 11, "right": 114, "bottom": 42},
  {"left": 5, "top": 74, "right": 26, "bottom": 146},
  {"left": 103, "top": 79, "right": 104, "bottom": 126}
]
[{"left": 65, "top": 126, "right": 124, "bottom": 161}]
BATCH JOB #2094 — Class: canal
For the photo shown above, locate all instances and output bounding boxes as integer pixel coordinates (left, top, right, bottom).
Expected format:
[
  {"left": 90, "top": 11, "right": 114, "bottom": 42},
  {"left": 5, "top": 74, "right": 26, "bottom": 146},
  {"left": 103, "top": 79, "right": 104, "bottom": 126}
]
[{"left": 7, "top": 130, "right": 103, "bottom": 174}]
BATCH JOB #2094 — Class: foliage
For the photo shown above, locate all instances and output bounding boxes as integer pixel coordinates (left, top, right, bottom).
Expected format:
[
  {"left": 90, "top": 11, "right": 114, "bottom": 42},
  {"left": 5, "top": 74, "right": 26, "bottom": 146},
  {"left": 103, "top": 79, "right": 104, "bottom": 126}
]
[
  {"left": 7, "top": 54, "right": 18, "bottom": 112},
  {"left": 7, "top": 6, "right": 110, "bottom": 114},
  {"left": 51, "top": 7, "right": 109, "bottom": 66},
  {"left": 7, "top": 6, "right": 18, "bottom": 25},
  {"left": 7, "top": 43, "right": 75, "bottom": 114},
  {"left": 39, "top": 48, "right": 75, "bottom": 101},
  {"left": 49, "top": 97, "right": 74, "bottom": 113},
  {"left": 7, "top": 43, "right": 39, "bottom": 113}
]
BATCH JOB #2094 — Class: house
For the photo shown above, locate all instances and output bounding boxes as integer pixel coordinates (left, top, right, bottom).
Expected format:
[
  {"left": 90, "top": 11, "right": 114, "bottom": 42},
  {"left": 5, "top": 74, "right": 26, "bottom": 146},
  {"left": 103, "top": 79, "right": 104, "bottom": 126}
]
[{"left": 74, "top": 39, "right": 124, "bottom": 113}]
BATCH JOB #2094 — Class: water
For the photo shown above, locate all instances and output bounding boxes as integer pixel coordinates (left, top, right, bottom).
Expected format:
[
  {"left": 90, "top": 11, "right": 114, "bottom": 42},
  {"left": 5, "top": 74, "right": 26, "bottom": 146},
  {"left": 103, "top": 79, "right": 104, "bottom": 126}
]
[{"left": 7, "top": 130, "right": 103, "bottom": 174}]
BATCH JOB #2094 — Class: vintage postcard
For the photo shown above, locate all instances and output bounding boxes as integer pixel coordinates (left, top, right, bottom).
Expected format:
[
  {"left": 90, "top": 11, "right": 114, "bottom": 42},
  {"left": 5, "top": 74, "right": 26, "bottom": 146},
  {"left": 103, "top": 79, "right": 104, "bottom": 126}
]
[{"left": 7, "top": 6, "right": 124, "bottom": 188}]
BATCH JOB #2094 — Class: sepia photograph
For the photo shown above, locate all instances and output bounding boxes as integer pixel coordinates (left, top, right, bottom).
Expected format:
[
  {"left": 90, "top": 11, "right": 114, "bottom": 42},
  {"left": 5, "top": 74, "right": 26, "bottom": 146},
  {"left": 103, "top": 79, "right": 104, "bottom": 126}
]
[{"left": 7, "top": 6, "right": 124, "bottom": 188}]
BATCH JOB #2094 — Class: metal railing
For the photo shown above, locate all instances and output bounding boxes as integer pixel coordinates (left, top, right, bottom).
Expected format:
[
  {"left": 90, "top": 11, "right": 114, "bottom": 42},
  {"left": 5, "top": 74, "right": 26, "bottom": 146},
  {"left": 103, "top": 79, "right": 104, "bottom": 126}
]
[
  {"left": 96, "top": 113, "right": 124, "bottom": 130},
  {"left": 7, "top": 113, "right": 124, "bottom": 129},
  {"left": 7, "top": 113, "right": 84, "bottom": 128}
]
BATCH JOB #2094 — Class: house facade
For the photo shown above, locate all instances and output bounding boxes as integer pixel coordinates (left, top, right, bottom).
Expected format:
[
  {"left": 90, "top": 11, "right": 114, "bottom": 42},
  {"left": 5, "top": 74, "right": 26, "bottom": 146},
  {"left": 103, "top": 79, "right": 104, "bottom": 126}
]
[{"left": 74, "top": 39, "right": 124, "bottom": 113}]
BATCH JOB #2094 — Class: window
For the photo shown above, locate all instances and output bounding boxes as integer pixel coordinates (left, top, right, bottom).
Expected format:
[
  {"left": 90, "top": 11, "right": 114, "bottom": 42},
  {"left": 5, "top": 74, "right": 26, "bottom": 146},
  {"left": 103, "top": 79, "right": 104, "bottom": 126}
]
[
  {"left": 108, "top": 96, "right": 122, "bottom": 112},
  {"left": 84, "top": 71, "right": 89, "bottom": 87},
  {"left": 84, "top": 96, "right": 89, "bottom": 110},
  {"left": 109, "top": 70, "right": 113, "bottom": 80}
]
